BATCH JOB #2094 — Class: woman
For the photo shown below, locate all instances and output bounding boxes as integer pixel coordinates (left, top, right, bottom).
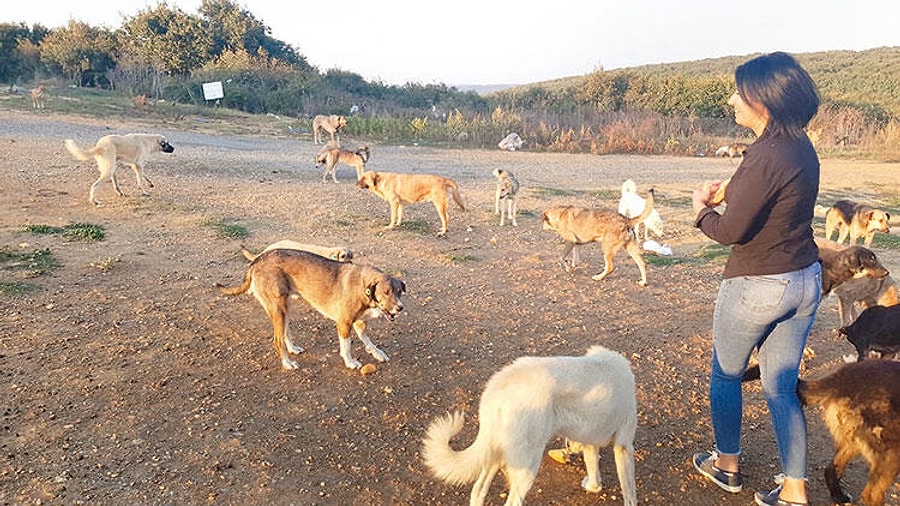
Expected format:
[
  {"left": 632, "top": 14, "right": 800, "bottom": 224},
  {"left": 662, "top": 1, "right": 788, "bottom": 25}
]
[{"left": 691, "top": 52, "right": 821, "bottom": 506}]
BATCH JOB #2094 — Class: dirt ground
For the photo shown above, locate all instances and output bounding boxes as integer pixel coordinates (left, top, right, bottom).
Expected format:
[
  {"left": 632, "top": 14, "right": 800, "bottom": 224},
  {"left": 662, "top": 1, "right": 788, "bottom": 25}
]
[{"left": 1, "top": 110, "right": 898, "bottom": 505}]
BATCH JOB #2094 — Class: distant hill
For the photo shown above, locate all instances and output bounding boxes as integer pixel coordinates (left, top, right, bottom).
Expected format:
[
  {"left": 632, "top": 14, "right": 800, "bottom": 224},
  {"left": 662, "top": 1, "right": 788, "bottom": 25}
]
[
  {"left": 453, "top": 84, "right": 518, "bottom": 95},
  {"left": 498, "top": 47, "right": 900, "bottom": 116}
]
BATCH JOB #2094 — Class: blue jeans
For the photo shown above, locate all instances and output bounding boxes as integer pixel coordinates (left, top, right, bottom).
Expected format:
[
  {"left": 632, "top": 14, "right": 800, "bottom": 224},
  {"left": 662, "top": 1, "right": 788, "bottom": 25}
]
[{"left": 709, "top": 262, "right": 821, "bottom": 480}]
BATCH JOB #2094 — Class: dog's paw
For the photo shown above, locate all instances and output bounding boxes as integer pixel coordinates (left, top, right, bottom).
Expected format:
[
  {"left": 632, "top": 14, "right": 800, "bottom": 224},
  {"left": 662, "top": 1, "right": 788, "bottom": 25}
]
[
  {"left": 637, "top": 280, "right": 648, "bottom": 287},
  {"left": 367, "top": 348, "right": 389, "bottom": 362},
  {"left": 286, "top": 341, "right": 304, "bottom": 355},
  {"left": 281, "top": 358, "right": 300, "bottom": 370},
  {"left": 343, "top": 358, "right": 363, "bottom": 369},
  {"left": 580, "top": 476, "right": 602, "bottom": 493}
]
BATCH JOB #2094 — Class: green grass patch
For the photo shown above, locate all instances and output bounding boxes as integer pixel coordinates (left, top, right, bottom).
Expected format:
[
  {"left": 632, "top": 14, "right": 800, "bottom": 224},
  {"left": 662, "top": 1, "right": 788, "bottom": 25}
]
[
  {"left": 645, "top": 255, "right": 694, "bottom": 267},
  {"left": 691, "top": 243, "right": 731, "bottom": 262},
  {"left": 0, "top": 281, "right": 38, "bottom": 296},
  {"left": 530, "top": 187, "right": 576, "bottom": 198},
  {"left": 0, "top": 247, "right": 62, "bottom": 277},
  {"left": 25, "top": 222, "right": 105, "bottom": 241},
  {"left": 871, "top": 233, "right": 900, "bottom": 249},
  {"left": 205, "top": 217, "right": 250, "bottom": 240},
  {"left": 589, "top": 189, "right": 620, "bottom": 201},
  {"left": 665, "top": 195, "right": 693, "bottom": 208},
  {"left": 394, "top": 220, "right": 432, "bottom": 235}
]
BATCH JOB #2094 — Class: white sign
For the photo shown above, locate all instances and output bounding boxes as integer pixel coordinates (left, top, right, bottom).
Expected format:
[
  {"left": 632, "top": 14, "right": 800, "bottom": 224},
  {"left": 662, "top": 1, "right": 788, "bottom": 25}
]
[{"left": 202, "top": 81, "right": 224, "bottom": 101}]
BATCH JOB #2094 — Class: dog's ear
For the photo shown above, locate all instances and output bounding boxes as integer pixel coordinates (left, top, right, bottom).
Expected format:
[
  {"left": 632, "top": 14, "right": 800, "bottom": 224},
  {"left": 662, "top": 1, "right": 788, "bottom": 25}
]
[{"left": 886, "top": 212, "right": 892, "bottom": 221}]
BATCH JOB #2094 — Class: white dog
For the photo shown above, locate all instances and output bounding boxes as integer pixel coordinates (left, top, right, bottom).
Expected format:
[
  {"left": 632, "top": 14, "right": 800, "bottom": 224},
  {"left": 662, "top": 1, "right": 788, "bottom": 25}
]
[
  {"left": 619, "top": 179, "right": 663, "bottom": 241},
  {"left": 422, "top": 346, "right": 637, "bottom": 506}
]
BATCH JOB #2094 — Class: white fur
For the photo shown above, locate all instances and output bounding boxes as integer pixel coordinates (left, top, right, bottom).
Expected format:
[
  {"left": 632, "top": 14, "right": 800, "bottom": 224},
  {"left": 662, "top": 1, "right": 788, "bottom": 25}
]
[
  {"left": 422, "top": 346, "right": 637, "bottom": 506},
  {"left": 619, "top": 179, "right": 663, "bottom": 241},
  {"left": 498, "top": 133, "right": 524, "bottom": 151}
]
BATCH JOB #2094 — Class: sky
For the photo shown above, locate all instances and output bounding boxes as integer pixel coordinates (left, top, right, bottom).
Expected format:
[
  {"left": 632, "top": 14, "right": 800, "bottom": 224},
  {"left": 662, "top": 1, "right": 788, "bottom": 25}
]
[{"left": 6, "top": 0, "right": 900, "bottom": 86}]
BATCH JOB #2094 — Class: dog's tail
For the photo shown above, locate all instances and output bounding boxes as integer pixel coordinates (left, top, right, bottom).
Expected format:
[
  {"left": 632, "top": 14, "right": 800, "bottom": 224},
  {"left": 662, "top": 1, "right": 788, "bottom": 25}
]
[
  {"left": 216, "top": 269, "right": 252, "bottom": 296},
  {"left": 626, "top": 188, "right": 655, "bottom": 228},
  {"left": 64, "top": 139, "right": 93, "bottom": 161},
  {"left": 422, "top": 411, "right": 492, "bottom": 486},
  {"left": 239, "top": 245, "right": 259, "bottom": 262},
  {"left": 446, "top": 181, "right": 466, "bottom": 211}
]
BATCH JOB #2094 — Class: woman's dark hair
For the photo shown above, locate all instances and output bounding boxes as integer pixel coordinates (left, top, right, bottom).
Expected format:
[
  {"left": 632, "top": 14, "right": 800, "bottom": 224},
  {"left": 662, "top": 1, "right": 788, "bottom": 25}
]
[{"left": 735, "top": 52, "right": 819, "bottom": 138}]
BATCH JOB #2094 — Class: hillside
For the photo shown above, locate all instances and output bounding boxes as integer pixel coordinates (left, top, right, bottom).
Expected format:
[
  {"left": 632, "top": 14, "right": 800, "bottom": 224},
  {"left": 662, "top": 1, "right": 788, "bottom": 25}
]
[{"left": 502, "top": 46, "right": 900, "bottom": 116}]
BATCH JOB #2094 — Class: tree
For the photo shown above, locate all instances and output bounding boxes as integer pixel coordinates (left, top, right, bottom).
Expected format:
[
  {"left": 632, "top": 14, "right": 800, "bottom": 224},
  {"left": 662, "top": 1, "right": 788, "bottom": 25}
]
[
  {"left": 39, "top": 20, "right": 115, "bottom": 86},
  {"left": 119, "top": 4, "right": 212, "bottom": 76},
  {"left": 0, "top": 23, "right": 50, "bottom": 83}
]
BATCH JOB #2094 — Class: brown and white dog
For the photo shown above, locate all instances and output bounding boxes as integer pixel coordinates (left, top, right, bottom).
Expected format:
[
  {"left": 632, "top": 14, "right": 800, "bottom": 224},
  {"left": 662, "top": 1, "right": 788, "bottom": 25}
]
[
  {"left": 825, "top": 200, "right": 891, "bottom": 247},
  {"left": 816, "top": 238, "right": 893, "bottom": 325},
  {"left": 312, "top": 114, "right": 348, "bottom": 144},
  {"left": 714, "top": 142, "right": 748, "bottom": 158},
  {"left": 357, "top": 170, "right": 466, "bottom": 236},
  {"left": 65, "top": 134, "right": 175, "bottom": 206},
  {"left": 542, "top": 189, "right": 655, "bottom": 286},
  {"left": 423, "top": 346, "right": 637, "bottom": 506},
  {"left": 315, "top": 145, "right": 370, "bottom": 183},
  {"left": 216, "top": 249, "right": 405, "bottom": 370}
]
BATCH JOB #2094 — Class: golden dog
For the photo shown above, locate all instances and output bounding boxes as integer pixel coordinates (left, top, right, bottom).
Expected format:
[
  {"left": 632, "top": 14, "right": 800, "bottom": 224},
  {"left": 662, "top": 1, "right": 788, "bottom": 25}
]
[
  {"left": 30, "top": 85, "right": 46, "bottom": 109},
  {"left": 357, "top": 170, "right": 466, "bottom": 236},
  {"left": 65, "top": 133, "right": 175, "bottom": 206},
  {"left": 714, "top": 142, "right": 748, "bottom": 158},
  {"left": 825, "top": 199, "right": 891, "bottom": 247},
  {"left": 312, "top": 114, "right": 347, "bottom": 144},
  {"left": 315, "top": 145, "right": 370, "bottom": 183},
  {"left": 217, "top": 249, "right": 405, "bottom": 370},
  {"left": 240, "top": 240, "right": 353, "bottom": 263},
  {"left": 542, "top": 189, "right": 655, "bottom": 286}
]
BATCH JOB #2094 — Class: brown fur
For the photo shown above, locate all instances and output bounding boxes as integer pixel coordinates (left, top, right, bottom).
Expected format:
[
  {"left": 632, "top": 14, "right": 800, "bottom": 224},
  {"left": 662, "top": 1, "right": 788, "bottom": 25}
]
[
  {"left": 714, "top": 142, "right": 748, "bottom": 158},
  {"left": 30, "top": 85, "right": 46, "bottom": 109},
  {"left": 239, "top": 240, "right": 353, "bottom": 263},
  {"left": 315, "top": 145, "right": 369, "bottom": 183},
  {"left": 357, "top": 170, "right": 466, "bottom": 236},
  {"left": 64, "top": 134, "right": 175, "bottom": 206},
  {"left": 800, "top": 361, "right": 900, "bottom": 506},
  {"left": 825, "top": 200, "right": 891, "bottom": 247},
  {"left": 312, "top": 114, "right": 348, "bottom": 144},
  {"left": 816, "top": 238, "right": 889, "bottom": 296},
  {"left": 541, "top": 189, "right": 655, "bottom": 286},
  {"left": 216, "top": 249, "right": 405, "bottom": 370},
  {"left": 492, "top": 168, "right": 519, "bottom": 227}
]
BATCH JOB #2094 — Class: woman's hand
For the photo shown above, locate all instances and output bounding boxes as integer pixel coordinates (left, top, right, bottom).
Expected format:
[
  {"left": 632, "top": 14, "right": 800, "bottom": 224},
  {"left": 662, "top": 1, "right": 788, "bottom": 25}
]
[{"left": 693, "top": 180, "right": 722, "bottom": 215}]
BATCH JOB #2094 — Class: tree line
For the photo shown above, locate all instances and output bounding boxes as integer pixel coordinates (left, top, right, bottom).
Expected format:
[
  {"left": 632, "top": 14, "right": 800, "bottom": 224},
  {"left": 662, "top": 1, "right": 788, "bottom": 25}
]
[{"left": 2, "top": 1, "right": 898, "bottom": 157}]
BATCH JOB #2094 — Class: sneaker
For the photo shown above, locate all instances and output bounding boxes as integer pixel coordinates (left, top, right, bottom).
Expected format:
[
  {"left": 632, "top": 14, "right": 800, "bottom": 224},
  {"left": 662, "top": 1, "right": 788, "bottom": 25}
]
[
  {"left": 754, "top": 485, "right": 808, "bottom": 506},
  {"left": 692, "top": 451, "right": 743, "bottom": 493}
]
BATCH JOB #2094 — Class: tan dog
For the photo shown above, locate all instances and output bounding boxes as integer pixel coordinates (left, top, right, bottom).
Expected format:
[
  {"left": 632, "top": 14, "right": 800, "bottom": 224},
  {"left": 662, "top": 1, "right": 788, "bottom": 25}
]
[
  {"left": 493, "top": 168, "right": 520, "bottom": 226},
  {"left": 216, "top": 249, "right": 405, "bottom": 370},
  {"left": 315, "top": 145, "right": 370, "bottom": 183},
  {"left": 542, "top": 189, "right": 655, "bottom": 286},
  {"left": 825, "top": 199, "right": 891, "bottom": 247},
  {"left": 357, "top": 170, "right": 466, "bottom": 236},
  {"left": 240, "top": 240, "right": 353, "bottom": 263},
  {"left": 65, "top": 134, "right": 175, "bottom": 206},
  {"left": 30, "top": 85, "right": 46, "bottom": 109},
  {"left": 423, "top": 346, "right": 637, "bottom": 506},
  {"left": 312, "top": 114, "right": 347, "bottom": 144}
]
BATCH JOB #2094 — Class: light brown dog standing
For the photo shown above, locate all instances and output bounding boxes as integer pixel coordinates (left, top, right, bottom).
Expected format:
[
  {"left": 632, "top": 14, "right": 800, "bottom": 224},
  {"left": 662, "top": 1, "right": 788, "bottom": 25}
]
[
  {"left": 542, "top": 189, "right": 655, "bottom": 286},
  {"left": 315, "top": 145, "right": 369, "bottom": 183},
  {"left": 30, "top": 85, "right": 46, "bottom": 109},
  {"left": 217, "top": 249, "right": 405, "bottom": 370},
  {"left": 64, "top": 134, "right": 175, "bottom": 206},
  {"left": 357, "top": 170, "right": 466, "bottom": 236},
  {"left": 312, "top": 114, "right": 347, "bottom": 144}
]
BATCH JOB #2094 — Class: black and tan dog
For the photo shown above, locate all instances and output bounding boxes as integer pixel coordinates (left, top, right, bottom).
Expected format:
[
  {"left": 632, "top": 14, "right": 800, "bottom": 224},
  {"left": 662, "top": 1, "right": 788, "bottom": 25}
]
[
  {"left": 542, "top": 189, "right": 655, "bottom": 286},
  {"left": 357, "top": 170, "right": 465, "bottom": 236},
  {"left": 217, "top": 249, "right": 405, "bottom": 371},
  {"left": 315, "top": 144, "right": 370, "bottom": 183},
  {"left": 825, "top": 199, "right": 891, "bottom": 247},
  {"left": 839, "top": 304, "right": 900, "bottom": 362},
  {"left": 743, "top": 360, "right": 900, "bottom": 506}
]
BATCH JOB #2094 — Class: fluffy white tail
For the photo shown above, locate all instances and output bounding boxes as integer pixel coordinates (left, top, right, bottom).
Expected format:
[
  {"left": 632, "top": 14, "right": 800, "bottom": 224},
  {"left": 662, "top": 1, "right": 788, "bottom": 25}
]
[
  {"left": 421, "top": 411, "right": 488, "bottom": 486},
  {"left": 64, "top": 139, "right": 92, "bottom": 161}
]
